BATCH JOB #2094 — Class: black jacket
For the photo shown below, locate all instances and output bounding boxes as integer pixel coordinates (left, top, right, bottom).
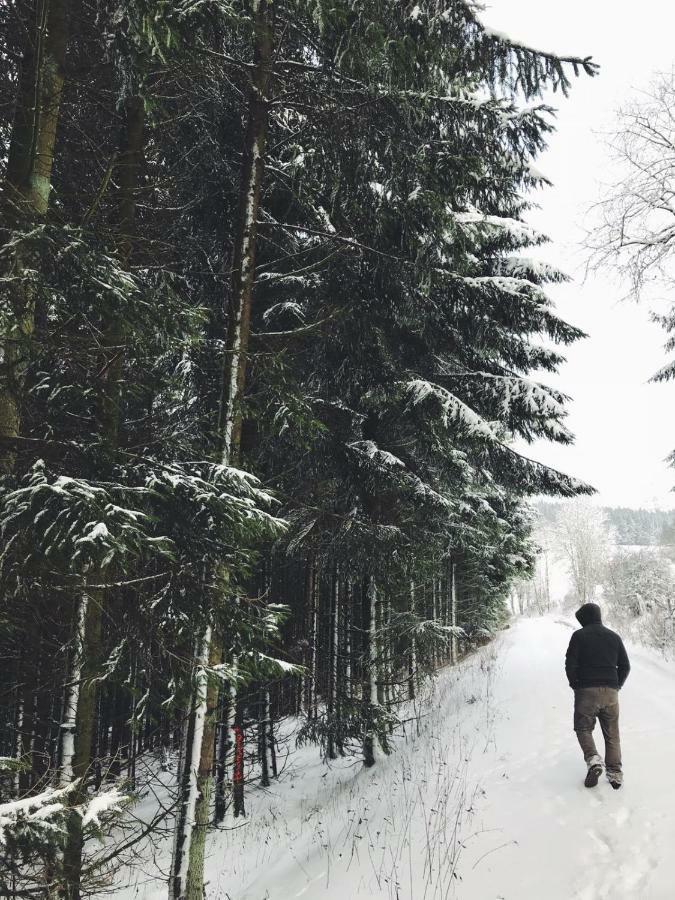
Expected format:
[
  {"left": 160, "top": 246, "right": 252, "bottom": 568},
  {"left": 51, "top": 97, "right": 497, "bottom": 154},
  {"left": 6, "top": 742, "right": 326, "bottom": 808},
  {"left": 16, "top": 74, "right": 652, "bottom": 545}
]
[{"left": 565, "top": 603, "right": 630, "bottom": 690}]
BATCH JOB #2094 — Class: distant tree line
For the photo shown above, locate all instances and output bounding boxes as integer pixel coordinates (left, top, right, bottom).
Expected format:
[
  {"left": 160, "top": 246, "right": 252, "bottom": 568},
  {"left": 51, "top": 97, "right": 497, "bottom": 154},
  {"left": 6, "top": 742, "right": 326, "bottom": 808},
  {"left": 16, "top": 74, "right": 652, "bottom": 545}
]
[
  {"left": 605, "top": 508, "right": 675, "bottom": 547},
  {"left": 536, "top": 502, "right": 675, "bottom": 547}
]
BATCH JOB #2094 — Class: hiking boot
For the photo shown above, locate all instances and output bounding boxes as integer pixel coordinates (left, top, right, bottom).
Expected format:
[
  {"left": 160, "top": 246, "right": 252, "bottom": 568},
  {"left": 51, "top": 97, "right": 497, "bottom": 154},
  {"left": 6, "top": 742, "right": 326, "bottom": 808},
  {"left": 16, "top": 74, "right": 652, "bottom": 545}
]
[
  {"left": 584, "top": 764, "right": 603, "bottom": 788},
  {"left": 607, "top": 772, "right": 623, "bottom": 790}
]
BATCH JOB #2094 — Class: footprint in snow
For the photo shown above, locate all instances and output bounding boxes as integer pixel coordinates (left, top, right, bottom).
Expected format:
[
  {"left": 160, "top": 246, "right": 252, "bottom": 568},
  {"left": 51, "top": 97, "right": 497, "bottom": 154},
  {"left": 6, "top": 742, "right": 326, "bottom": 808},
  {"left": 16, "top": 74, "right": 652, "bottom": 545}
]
[
  {"left": 586, "top": 828, "right": 612, "bottom": 854},
  {"left": 574, "top": 883, "right": 598, "bottom": 900},
  {"left": 613, "top": 807, "right": 629, "bottom": 827}
]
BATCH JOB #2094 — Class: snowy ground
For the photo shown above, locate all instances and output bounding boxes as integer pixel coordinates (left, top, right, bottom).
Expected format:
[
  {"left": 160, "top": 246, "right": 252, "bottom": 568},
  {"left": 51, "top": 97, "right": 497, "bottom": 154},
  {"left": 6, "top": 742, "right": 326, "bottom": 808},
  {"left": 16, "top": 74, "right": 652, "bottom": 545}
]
[
  {"left": 459, "top": 617, "right": 675, "bottom": 900},
  {"left": 109, "top": 617, "right": 675, "bottom": 899}
]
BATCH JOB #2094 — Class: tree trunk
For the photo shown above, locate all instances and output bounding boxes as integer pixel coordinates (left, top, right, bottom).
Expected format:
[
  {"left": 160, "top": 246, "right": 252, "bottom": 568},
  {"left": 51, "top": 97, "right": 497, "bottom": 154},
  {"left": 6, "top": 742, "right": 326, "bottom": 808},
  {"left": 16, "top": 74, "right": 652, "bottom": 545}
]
[
  {"left": 344, "top": 577, "right": 352, "bottom": 703},
  {"left": 268, "top": 689, "right": 277, "bottom": 777},
  {"left": 450, "top": 559, "right": 458, "bottom": 666},
  {"left": 33, "top": 647, "right": 54, "bottom": 786},
  {"left": 178, "top": 4, "right": 275, "bottom": 890},
  {"left": 384, "top": 595, "right": 394, "bottom": 732},
  {"left": 184, "top": 636, "right": 220, "bottom": 900},
  {"left": 217, "top": 0, "right": 275, "bottom": 461},
  {"left": 169, "top": 628, "right": 212, "bottom": 900},
  {"left": 308, "top": 557, "right": 318, "bottom": 721},
  {"left": 213, "top": 664, "right": 230, "bottom": 824},
  {"left": 13, "top": 690, "right": 24, "bottom": 795},
  {"left": 59, "top": 588, "right": 103, "bottom": 900},
  {"left": 259, "top": 688, "right": 271, "bottom": 787},
  {"left": 98, "top": 93, "right": 145, "bottom": 455},
  {"left": 327, "top": 565, "right": 339, "bottom": 760},
  {"left": 362, "top": 576, "right": 379, "bottom": 767},
  {"left": 432, "top": 576, "right": 438, "bottom": 669},
  {"left": 58, "top": 91, "right": 145, "bottom": 900},
  {"left": 408, "top": 581, "right": 416, "bottom": 700},
  {"left": 0, "top": 0, "right": 70, "bottom": 474},
  {"left": 232, "top": 696, "right": 246, "bottom": 817}
]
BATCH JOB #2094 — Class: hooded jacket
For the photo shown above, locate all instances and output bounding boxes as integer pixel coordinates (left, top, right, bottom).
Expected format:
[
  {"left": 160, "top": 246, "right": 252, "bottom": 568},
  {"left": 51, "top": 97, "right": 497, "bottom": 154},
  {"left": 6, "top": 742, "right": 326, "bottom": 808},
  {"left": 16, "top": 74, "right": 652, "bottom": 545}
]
[{"left": 565, "top": 603, "right": 630, "bottom": 690}]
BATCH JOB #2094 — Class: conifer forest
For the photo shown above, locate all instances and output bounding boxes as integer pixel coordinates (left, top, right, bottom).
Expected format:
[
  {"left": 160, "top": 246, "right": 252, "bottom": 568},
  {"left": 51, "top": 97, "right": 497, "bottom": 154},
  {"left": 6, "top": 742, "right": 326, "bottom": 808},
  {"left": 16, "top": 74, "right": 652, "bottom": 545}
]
[{"left": 6, "top": 2, "right": 673, "bottom": 899}]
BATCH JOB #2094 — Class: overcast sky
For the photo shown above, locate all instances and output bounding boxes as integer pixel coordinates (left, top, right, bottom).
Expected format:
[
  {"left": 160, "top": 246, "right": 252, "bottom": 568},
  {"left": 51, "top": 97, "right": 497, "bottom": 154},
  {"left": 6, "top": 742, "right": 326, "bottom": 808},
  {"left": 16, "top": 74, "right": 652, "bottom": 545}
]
[{"left": 484, "top": 0, "right": 675, "bottom": 509}]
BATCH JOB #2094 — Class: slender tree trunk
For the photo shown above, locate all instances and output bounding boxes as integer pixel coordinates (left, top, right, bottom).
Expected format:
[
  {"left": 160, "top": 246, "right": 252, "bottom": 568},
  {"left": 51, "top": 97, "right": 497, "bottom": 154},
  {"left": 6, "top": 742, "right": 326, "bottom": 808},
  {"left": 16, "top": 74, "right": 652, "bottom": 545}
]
[
  {"left": 217, "top": 0, "right": 275, "bottom": 459},
  {"left": 13, "top": 692, "right": 24, "bottom": 796},
  {"left": 93, "top": 694, "right": 103, "bottom": 790},
  {"left": 327, "top": 565, "right": 338, "bottom": 760},
  {"left": 108, "top": 686, "right": 125, "bottom": 779},
  {"left": 259, "top": 688, "right": 271, "bottom": 787},
  {"left": 232, "top": 696, "right": 246, "bottom": 817},
  {"left": 380, "top": 594, "right": 392, "bottom": 744},
  {"left": 98, "top": 94, "right": 145, "bottom": 452},
  {"left": 184, "top": 637, "right": 220, "bottom": 900},
  {"left": 362, "top": 576, "right": 379, "bottom": 767},
  {"left": 0, "top": 0, "right": 70, "bottom": 473},
  {"left": 14, "top": 629, "right": 42, "bottom": 794},
  {"left": 58, "top": 91, "right": 145, "bottom": 900},
  {"left": 344, "top": 577, "right": 352, "bottom": 704},
  {"left": 333, "top": 571, "right": 343, "bottom": 754},
  {"left": 300, "top": 558, "right": 311, "bottom": 716},
  {"left": 177, "top": 5, "right": 275, "bottom": 891},
  {"left": 373, "top": 591, "right": 390, "bottom": 751},
  {"left": 375, "top": 589, "right": 383, "bottom": 707},
  {"left": 442, "top": 570, "right": 449, "bottom": 663},
  {"left": 408, "top": 580, "right": 416, "bottom": 700},
  {"left": 308, "top": 557, "right": 319, "bottom": 721},
  {"left": 60, "top": 588, "right": 103, "bottom": 900},
  {"left": 432, "top": 576, "right": 439, "bottom": 669},
  {"left": 268, "top": 689, "right": 277, "bottom": 777},
  {"left": 33, "top": 649, "right": 53, "bottom": 787},
  {"left": 127, "top": 660, "right": 138, "bottom": 788},
  {"left": 450, "top": 559, "right": 458, "bottom": 666},
  {"left": 213, "top": 664, "right": 230, "bottom": 824},
  {"left": 169, "top": 628, "right": 212, "bottom": 900}
]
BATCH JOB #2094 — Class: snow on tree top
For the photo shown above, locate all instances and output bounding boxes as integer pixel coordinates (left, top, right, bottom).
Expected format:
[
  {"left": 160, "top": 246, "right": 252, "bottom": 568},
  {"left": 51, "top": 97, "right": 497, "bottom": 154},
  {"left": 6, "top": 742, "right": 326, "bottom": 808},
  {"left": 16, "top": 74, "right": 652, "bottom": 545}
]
[
  {"left": 404, "top": 379, "right": 497, "bottom": 440},
  {"left": 464, "top": 275, "right": 550, "bottom": 306},
  {"left": 75, "top": 522, "right": 111, "bottom": 544},
  {"left": 496, "top": 257, "right": 567, "bottom": 283},
  {"left": 454, "top": 209, "right": 546, "bottom": 244},
  {"left": 470, "top": 3, "right": 595, "bottom": 64},
  {"left": 81, "top": 789, "right": 126, "bottom": 828},
  {"left": 347, "top": 440, "right": 405, "bottom": 469}
]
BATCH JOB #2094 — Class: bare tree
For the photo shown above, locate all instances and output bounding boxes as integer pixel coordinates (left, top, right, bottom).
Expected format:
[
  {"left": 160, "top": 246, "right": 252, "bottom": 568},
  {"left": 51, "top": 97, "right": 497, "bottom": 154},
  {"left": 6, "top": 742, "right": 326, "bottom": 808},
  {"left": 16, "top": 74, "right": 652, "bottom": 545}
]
[
  {"left": 588, "top": 70, "right": 675, "bottom": 299},
  {"left": 554, "top": 502, "right": 611, "bottom": 605},
  {"left": 603, "top": 549, "right": 675, "bottom": 654}
]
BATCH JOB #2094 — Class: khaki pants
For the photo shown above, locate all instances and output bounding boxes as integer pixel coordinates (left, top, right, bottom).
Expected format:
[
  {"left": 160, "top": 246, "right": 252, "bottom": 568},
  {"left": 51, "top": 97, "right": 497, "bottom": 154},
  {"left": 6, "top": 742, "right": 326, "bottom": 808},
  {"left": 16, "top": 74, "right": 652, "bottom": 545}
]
[{"left": 573, "top": 686, "right": 622, "bottom": 779}]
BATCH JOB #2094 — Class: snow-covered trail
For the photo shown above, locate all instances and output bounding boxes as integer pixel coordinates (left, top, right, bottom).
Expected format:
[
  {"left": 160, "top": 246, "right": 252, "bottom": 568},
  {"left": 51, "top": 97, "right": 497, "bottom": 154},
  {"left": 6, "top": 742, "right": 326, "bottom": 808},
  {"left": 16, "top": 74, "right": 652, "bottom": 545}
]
[
  {"left": 232, "top": 617, "right": 675, "bottom": 900},
  {"left": 459, "top": 616, "right": 675, "bottom": 900},
  {"left": 111, "top": 617, "right": 675, "bottom": 899}
]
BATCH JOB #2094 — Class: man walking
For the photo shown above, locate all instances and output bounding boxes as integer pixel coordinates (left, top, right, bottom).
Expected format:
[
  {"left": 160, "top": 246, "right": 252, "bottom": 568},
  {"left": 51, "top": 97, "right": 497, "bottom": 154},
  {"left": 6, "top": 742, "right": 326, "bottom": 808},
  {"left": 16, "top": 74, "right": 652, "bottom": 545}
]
[{"left": 565, "top": 602, "right": 630, "bottom": 789}]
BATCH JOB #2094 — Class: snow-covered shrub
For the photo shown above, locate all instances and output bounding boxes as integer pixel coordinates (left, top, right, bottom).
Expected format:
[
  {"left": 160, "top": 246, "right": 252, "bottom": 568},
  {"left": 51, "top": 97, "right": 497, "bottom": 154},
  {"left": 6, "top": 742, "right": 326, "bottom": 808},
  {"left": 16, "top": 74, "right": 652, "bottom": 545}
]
[{"left": 603, "top": 550, "right": 675, "bottom": 654}]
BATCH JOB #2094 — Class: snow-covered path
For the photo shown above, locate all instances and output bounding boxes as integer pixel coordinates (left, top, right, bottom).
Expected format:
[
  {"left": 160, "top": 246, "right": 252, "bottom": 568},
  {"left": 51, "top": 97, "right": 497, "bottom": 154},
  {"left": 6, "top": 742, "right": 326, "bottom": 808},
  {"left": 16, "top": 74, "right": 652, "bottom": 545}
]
[
  {"left": 458, "top": 616, "right": 675, "bottom": 900},
  {"left": 112, "top": 617, "right": 675, "bottom": 899},
  {"left": 234, "top": 617, "right": 675, "bottom": 899}
]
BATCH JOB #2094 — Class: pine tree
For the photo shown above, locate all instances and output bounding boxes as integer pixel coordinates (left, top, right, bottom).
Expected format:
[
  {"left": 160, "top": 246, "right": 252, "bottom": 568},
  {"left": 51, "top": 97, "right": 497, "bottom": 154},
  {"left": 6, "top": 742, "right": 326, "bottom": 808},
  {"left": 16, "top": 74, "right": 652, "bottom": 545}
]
[{"left": 0, "top": 1, "right": 599, "bottom": 895}]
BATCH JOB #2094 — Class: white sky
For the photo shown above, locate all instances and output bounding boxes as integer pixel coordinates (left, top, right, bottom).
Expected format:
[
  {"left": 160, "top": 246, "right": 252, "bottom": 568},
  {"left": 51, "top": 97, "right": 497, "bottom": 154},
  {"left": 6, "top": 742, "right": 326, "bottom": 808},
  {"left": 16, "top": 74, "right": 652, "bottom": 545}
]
[{"left": 485, "top": 0, "right": 675, "bottom": 508}]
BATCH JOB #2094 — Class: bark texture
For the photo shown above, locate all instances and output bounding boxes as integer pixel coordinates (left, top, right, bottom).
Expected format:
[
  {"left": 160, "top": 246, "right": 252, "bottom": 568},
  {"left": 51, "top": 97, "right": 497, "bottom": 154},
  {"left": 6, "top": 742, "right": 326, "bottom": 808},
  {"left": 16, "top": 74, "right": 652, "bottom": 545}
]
[
  {"left": 180, "top": 2, "right": 275, "bottom": 891},
  {"left": 1, "top": 0, "right": 70, "bottom": 474}
]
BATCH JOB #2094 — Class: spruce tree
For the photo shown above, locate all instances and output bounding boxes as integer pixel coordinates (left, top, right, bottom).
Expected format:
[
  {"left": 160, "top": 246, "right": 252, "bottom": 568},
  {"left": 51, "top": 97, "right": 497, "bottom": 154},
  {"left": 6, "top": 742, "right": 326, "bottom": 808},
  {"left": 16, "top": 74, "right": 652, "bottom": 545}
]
[{"left": 0, "top": 1, "right": 598, "bottom": 896}]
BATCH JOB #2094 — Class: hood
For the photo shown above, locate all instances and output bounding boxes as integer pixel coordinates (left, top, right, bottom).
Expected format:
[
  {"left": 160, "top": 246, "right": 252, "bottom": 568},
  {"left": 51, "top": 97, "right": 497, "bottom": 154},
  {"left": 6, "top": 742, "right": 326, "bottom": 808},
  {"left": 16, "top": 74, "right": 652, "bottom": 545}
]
[{"left": 576, "top": 602, "right": 602, "bottom": 627}]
